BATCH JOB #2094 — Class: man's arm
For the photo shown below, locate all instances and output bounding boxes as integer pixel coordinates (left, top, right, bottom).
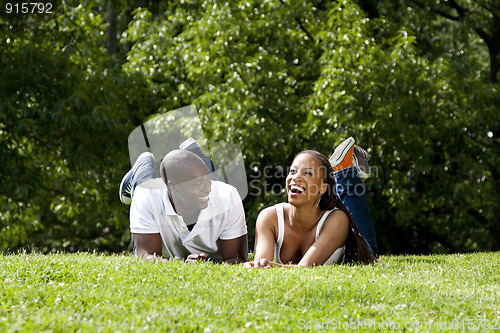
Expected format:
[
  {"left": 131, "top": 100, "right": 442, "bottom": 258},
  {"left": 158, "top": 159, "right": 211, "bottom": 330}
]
[
  {"left": 132, "top": 233, "right": 163, "bottom": 259},
  {"left": 130, "top": 184, "right": 166, "bottom": 260},
  {"left": 216, "top": 185, "right": 249, "bottom": 264},
  {"left": 218, "top": 234, "right": 248, "bottom": 264}
]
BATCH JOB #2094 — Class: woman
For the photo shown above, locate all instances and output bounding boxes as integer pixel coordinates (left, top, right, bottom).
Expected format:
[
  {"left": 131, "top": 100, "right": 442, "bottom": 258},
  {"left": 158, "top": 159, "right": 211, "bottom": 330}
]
[{"left": 245, "top": 137, "right": 377, "bottom": 268}]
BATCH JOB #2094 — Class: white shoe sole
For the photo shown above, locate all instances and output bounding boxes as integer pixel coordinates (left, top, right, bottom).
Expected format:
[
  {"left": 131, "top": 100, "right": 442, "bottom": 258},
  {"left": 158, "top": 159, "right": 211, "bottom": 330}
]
[
  {"left": 353, "top": 153, "right": 371, "bottom": 179},
  {"left": 329, "top": 137, "right": 355, "bottom": 168}
]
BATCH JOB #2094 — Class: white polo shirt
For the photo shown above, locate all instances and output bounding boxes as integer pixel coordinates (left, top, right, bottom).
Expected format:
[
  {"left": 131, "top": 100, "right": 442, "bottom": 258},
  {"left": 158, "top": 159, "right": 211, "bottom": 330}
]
[{"left": 129, "top": 178, "right": 247, "bottom": 261}]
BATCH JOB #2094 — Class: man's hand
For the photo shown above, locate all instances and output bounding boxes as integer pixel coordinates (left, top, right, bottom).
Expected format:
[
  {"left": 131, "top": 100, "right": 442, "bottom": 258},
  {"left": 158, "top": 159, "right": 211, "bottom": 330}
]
[{"left": 185, "top": 252, "right": 209, "bottom": 263}]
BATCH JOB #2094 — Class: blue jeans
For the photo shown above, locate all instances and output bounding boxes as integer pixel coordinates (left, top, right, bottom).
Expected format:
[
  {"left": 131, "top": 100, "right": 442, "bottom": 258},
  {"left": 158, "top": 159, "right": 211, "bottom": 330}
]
[{"left": 334, "top": 166, "right": 379, "bottom": 256}]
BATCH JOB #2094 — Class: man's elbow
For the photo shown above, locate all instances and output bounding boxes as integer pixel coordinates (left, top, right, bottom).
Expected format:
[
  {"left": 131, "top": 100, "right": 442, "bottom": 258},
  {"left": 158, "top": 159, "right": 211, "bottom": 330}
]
[{"left": 223, "top": 253, "right": 248, "bottom": 265}]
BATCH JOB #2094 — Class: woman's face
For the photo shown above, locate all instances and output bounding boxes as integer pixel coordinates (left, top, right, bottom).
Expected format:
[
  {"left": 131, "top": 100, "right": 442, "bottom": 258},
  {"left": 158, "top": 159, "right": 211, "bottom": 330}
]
[{"left": 286, "top": 153, "right": 327, "bottom": 206}]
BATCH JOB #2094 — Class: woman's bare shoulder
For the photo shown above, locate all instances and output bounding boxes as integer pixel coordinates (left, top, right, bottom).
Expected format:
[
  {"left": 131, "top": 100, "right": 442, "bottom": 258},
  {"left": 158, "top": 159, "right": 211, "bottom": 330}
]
[
  {"left": 257, "top": 204, "right": 279, "bottom": 221},
  {"left": 256, "top": 204, "right": 283, "bottom": 230},
  {"left": 322, "top": 208, "right": 349, "bottom": 229}
]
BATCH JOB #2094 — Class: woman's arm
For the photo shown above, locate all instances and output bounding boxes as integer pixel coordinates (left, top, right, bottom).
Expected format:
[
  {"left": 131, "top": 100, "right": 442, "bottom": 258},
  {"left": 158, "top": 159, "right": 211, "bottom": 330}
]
[
  {"left": 246, "top": 208, "right": 349, "bottom": 268},
  {"left": 297, "top": 209, "right": 349, "bottom": 266},
  {"left": 246, "top": 209, "right": 349, "bottom": 268},
  {"left": 247, "top": 207, "right": 277, "bottom": 266}
]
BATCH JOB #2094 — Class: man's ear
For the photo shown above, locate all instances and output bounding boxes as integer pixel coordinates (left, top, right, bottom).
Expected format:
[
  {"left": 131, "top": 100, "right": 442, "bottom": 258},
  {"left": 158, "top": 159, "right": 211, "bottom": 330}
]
[{"left": 167, "top": 181, "right": 177, "bottom": 192}]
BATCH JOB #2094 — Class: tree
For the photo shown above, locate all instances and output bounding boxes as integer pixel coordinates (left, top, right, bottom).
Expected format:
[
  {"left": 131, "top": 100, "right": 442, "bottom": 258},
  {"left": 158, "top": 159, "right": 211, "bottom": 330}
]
[
  {"left": 123, "top": 0, "right": 499, "bottom": 254},
  {"left": 0, "top": 1, "right": 153, "bottom": 252},
  {"left": 1, "top": 0, "right": 497, "bottom": 254},
  {"left": 356, "top": 0, "right": 500, "bottom": 83},
  {"left": 352, "top": 0, "right": 499, "bottom": 252}
]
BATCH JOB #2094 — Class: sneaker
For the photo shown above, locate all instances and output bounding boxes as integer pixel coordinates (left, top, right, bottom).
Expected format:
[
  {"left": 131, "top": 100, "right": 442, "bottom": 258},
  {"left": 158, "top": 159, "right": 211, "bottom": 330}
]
[
  {"left": 179, "top": 138, "right": 216, "bottom": 174},
  {"left": 119, "top": 152, "right": 155, "bottom": 205},
  {"left": 179, "top": 137, "right": 200, "bottom": 151},
  {"left": 329, "top": 137, "right": 355, "bottom": 172},
  {"left": 353, "top": 145, "right": 371, "bottom": 181}
]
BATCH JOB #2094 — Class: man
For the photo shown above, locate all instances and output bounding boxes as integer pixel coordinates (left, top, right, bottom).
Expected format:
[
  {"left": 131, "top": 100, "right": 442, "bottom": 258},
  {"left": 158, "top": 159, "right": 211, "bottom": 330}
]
[{"left": 119, "top": 139, "right": 248, "bottom": 264}]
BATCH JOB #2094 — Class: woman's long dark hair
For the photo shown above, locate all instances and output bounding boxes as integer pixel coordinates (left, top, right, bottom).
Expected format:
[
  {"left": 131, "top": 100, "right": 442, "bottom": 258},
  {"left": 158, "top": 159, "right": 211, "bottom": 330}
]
[{"left": 295, "top": 150, "right": 376, "bottom": 264}]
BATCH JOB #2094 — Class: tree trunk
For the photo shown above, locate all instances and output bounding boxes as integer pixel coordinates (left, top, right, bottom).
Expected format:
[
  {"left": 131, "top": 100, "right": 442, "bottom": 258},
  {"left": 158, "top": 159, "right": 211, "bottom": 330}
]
[
  {"left": 105, "top": 3, "right": 117, "bottom": 55},
  {"left": 488, "top": 16, "right": 500, "bottom": 83}
]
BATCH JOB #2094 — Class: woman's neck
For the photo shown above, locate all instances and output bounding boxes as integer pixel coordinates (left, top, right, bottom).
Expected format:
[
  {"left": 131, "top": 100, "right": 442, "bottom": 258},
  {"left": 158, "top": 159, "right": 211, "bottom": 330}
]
[{"left": 287, "top": 203, "right": 324, "bottom": 232}]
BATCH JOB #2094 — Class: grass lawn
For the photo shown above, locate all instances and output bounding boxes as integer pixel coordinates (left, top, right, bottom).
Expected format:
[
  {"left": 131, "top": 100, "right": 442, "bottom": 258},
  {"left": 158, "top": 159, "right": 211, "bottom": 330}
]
[{"left": 1, "top": 251, "right": 499, "bottom": 332}]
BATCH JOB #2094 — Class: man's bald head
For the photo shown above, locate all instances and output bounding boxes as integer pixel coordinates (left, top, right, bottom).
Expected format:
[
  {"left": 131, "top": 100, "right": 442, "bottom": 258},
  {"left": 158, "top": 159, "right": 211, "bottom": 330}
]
[{"left": 160, "top": 149, "right": 210, "bottom": 185}]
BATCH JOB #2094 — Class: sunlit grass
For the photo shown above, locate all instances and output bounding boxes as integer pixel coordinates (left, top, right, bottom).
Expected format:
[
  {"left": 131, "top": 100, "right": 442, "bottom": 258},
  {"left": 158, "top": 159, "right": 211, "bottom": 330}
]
[{"left": 1, "top": 252, "right": 499, "bottom": 332}]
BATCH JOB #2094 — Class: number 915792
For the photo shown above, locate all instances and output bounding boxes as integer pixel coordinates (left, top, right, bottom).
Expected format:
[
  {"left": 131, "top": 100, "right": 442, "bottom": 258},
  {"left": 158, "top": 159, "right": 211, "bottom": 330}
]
[{"left": 5, "top": 2, "right": 53, "bottom": 14}]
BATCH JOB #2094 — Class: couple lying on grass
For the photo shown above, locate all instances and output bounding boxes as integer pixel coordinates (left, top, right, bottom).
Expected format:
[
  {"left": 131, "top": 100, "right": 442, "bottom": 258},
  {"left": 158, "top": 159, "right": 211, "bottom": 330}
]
[{"left": 119, "top": 137, "right": 379, "bottom": 267}]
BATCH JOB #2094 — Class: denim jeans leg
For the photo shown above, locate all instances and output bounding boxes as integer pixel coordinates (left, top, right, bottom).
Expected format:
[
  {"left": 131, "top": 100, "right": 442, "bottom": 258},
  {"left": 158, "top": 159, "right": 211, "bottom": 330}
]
[
  {"left": 334, "top": 166, "right": 379, "bottom": 256},
  {"left": 182, "top": 144, "right": 218, "bottom": 180}
]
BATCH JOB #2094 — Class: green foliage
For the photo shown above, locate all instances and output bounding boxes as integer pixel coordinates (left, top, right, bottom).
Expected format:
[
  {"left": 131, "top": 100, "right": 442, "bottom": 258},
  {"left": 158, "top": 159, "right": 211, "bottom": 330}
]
[
  {"left": 352, "top": 0, "right": 500, "bottom": 252},
  {"left": 360, "top": 0, "right": 499, "bottom": 82},
  {"left": 0, "top": 1, "right": 153, "bottom": 252},
  {"left": 122, "top": 0, "right": 499, "bottom": 253},
  {"left": 0, "top": 252, "right": 499, "bottom": 331},
  {"left": 0, "top": 0, "right": 498, "bottom": 254}
]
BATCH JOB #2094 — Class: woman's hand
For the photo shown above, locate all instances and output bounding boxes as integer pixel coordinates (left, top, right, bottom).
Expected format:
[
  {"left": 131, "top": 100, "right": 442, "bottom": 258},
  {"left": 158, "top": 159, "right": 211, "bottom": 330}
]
[{"left": 244, "top": 258, "right": 278, "bottom": 268}]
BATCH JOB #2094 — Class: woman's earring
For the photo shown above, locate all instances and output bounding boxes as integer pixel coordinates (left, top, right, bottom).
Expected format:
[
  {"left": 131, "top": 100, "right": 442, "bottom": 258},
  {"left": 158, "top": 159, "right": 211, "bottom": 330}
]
[{"left": 315, "top": 195, "right": 321, "bottom": 208}]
